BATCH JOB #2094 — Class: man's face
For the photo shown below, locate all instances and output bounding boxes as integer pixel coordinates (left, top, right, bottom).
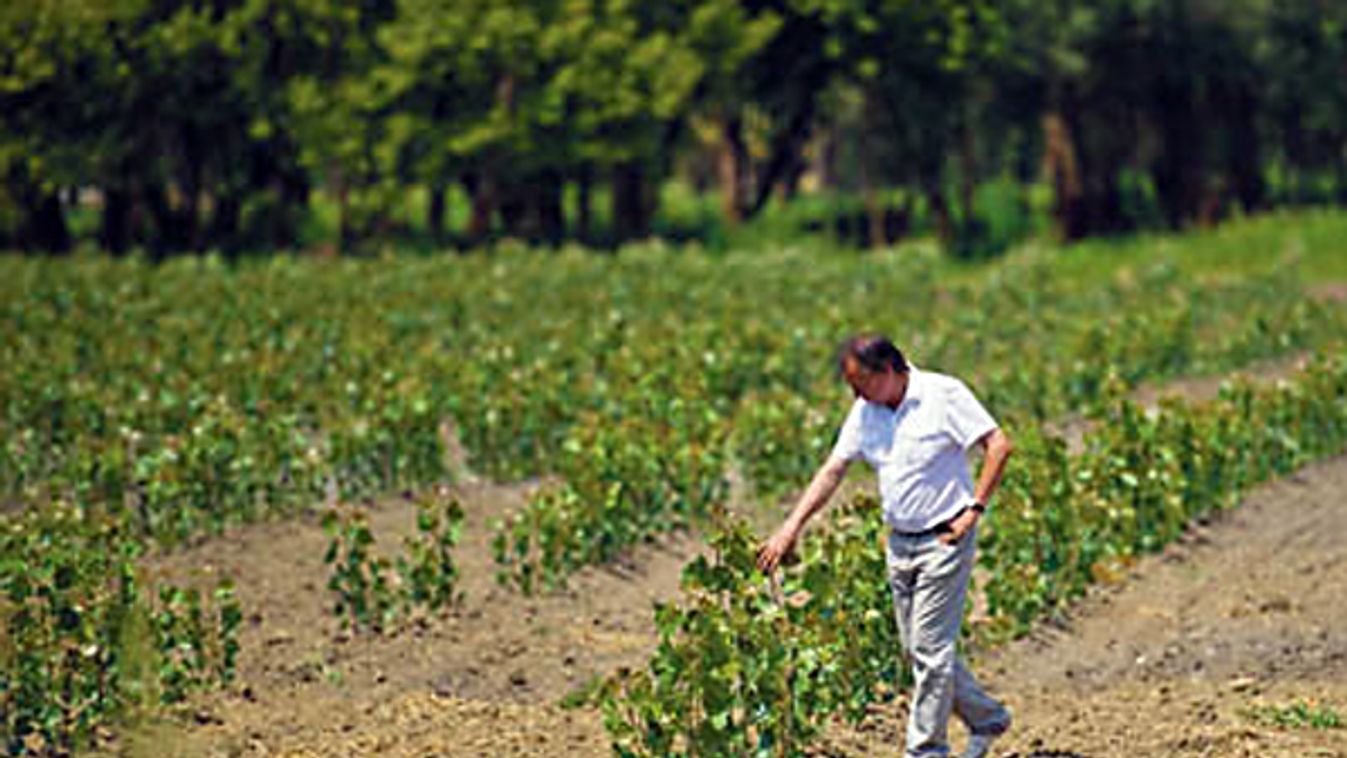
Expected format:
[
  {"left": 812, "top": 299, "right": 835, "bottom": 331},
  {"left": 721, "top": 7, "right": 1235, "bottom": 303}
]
[{"left": 843, "top": 357, "right": 899, "bottom": 405}]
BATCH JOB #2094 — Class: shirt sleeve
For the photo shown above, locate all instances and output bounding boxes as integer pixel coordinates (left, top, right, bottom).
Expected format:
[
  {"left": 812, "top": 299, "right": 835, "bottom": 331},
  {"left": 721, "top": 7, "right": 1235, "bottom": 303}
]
[
  {"left": 828, "top": 399, "right": 865, "bottom": 462},
  {"left": 945, "top": 379, "right": 998, "bottom": 450}
]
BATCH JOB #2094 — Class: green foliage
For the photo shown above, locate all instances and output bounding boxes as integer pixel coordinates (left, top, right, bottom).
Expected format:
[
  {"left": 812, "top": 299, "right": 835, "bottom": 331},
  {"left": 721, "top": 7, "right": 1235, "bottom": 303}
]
[
  {"left": 3, "top": 0, "right": 1347, "bottom": 252},
  {"left": 0, "top": 504, "right": 240, "bottom": 755},
  {"left": 323, "top": 508, "right": 397, "bottom": 633},
  {"left": 601, "top": 513, "right": 825, "bottom": 757},
  {"left": 492, "top": 389, "right": 730, "bottom": 593},
  {"left": 1242, "top": 699, "right": 1344, "bottom": 731},
  {"left": 603, "top": 353, "right": 1347, "bottom": 754},
  {"left": 396, "top": 495, "right": 467, "bottom": 612},
  {"left": 1, "top": 215, "right": 1345, "bottom": 750},
  {"left": 151, "top": 582, "right": 243, "bottom": 704},
  {"left": 323, "top": 493, "right": 465, "bottom": 633},
  {"left": 600, "top": 499, "right": 905, "bottom": 757}
]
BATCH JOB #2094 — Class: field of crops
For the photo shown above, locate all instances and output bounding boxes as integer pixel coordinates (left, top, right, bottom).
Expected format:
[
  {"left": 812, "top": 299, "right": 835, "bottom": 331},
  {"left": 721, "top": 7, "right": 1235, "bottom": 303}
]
[{"left": 3, "top": 210, "right": 1347, "bottom": 755}]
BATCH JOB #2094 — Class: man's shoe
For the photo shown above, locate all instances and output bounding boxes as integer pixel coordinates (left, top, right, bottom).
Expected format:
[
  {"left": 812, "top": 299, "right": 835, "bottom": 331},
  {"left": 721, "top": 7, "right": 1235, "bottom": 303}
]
[{"left": 961, "top": 731, "right": 1001, "bottom": 758}]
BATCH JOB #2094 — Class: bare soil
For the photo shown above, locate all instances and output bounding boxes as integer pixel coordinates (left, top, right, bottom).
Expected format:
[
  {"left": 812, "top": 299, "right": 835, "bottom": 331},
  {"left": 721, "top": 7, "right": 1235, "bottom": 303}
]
[{"left": 99, "top": 352, "right": 1347, "bottom": 757}]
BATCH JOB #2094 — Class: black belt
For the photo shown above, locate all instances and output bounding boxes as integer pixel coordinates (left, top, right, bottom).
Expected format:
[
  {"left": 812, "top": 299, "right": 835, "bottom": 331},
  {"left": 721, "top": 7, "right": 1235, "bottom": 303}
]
[{"left": 892, "top": 507, "right": 967, "bottom": 538}]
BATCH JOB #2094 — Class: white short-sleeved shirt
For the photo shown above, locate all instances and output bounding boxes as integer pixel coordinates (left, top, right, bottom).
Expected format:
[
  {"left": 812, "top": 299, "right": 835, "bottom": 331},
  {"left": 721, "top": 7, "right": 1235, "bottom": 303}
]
[{"left": 829, "top": 367, "right": 997, "bottom": 533}]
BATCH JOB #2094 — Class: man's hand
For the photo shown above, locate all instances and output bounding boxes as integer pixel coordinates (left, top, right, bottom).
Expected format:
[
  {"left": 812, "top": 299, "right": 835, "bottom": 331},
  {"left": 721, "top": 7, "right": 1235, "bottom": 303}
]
[
  {"left": 939, "top": 507, "right": 980, "bottom": 545},
  {"left": 756, "top": 456, "right": 849, "bottom": 574},
  {"left": 756, "top": 522, "right": 800, "bottom": 574}
]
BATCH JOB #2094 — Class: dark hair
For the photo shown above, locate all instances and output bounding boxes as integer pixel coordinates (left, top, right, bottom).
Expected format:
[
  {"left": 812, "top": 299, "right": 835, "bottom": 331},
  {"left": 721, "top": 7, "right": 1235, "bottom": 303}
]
[{"left": 837, "top": 334, "right": 908, "bottom": 376}]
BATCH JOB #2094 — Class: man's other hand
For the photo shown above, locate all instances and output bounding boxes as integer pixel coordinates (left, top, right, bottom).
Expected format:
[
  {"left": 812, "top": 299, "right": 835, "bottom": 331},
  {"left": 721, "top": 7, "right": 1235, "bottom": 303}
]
[{"left": 939, "top": 507, "right": 980, "bottom": 545}]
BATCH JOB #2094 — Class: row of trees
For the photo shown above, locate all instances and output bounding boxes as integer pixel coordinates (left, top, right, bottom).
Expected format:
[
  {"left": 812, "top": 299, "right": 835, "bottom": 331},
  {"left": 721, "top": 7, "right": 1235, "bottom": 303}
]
[{"left": 2, "top": 0, "right": 1345, "bottom": 255}]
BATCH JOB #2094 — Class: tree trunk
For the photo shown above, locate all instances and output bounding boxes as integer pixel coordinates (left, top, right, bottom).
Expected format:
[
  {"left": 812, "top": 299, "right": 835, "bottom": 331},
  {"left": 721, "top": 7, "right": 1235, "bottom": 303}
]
[
  {"left": 208, "top": 192, "right": 242, "bottom": 257},
  {"left": 101, "top": 187, "right": 134, "bottom": 255},
  {"left": 331, "top": 164, "right": 353, "bottom": 255},
  {"left": 1225, "top": 83, "right": 1265, "bottom": 214},
  {"left": 1085, "top": 172, "right": 1128, "bottom": 234},
  {"left": 957, "top": 118, "right": 977, "bottom": 229},
  {"left": 812, "top": 129, "right": 838, "bottom": 191},
  {"left": 748, "top": 101, "right": 815, "bottom": 218},
  {"left": 183, "top": 187, "right": 203, "bottom": 253},
  {"left": 857, "top": 131, "right": 886, "bottom": 249},
  {"left": 1282, "top": 104, "right": 1308, "bottom": 204},
  {"left": 611, "top": 162, "right": 650, "bottom": 245},
  {"left": 924, "top": 186, "right": 952, "bottom": 248},
  {"left": 181, "top": 129, "right": 205, "bottom": 252},
  {"left": 576, "top": 164, "right": 593, "bottom": 243},
  {"left": 497, "top": 180, "right": 530, "bottom": 239},
  {"left": 25, "top": 192, "right": 71, "bottom": 255},
  {"left": 428, "top": 183, "right": 446, "bottom": 244},
  {"left": 717, "top": 115, "right": 749, "bottom": 225},
  {"left": 142, "top": 182, "right": 177, "bottom": 261},
  {"left": 537, "top": 169, "right": 565, "bottom": 246},
  {"left": 1152, "top": 79, "right": 1203, "bottom": 229},
  {"left": 1041, "top": 109, "right": 1086, "bottom": 241},
  {"left": 279, "top": 163, "right": 308, "bottom": 250},
  {"left": 857, "top": 94, "right": 887, "bottom": 249},
  {"left": 777, "top": 153, "right": 807, "bottom": 202},
  {"left": 463, "top": 170, "right": 495, "bottom": 244}
]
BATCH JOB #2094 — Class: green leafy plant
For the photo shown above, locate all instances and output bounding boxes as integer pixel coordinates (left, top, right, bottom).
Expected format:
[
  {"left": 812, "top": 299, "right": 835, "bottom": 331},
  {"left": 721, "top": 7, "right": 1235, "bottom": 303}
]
[
  {"left": 1243, "top": 699, "right": 1344, "bottom": 730},
  {"left": 0, "top": 504, "right": 242, "bottom": 756},
  {"left": 395, "top": 495, "right": 466, "bottom": 612},
  {"left": 603, "top": 354, "right": 1347, "bottom": 755},
  {"left": 151, "top": 581, "right": 243, "bottom": 704},
  {"left": 324, "top": 495, "right": 466, "bottom": 633},
  {"left": 323, "top": 508, "right": 397, "bottom": 633}
]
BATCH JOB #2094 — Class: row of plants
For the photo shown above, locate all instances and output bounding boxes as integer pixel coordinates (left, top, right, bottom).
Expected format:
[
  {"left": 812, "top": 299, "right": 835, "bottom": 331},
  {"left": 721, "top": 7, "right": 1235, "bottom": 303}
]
[
  {"left": 491, "top": 262, "right": 1338, "bottom": 592},
  {"left": 4, "top": 240, "right": 1339, "bottom": 543},
  {"left": 492, "top": 378, "right": 730, "bottom": 593},
  {"left": 599, "top": 353, "right": 1347, "bottom": 756},
  {"left": 0, "top": 503, "right": 241, "bottom": 755},
  {"left": 323, "top": 492, "right": 467, "bottom": 633},
  {"left": 1, "top": 225, "right": 1341, "bottom": 750},
  {"left": 3, "top": 246, "right": 1338, "bottom": 605},
  {"left": 0, "top": 484, "right": 466, "bottom": 755}
]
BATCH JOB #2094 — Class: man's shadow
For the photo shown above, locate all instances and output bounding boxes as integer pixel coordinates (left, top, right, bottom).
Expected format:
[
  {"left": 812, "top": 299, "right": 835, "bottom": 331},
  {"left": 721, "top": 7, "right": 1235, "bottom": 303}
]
[{"left": 1003, "top": 751, "right": 1088, "bottom": 758}]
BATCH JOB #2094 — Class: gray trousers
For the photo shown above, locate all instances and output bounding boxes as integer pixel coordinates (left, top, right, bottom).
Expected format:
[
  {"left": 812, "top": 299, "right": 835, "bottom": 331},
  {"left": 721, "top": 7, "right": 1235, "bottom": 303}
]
[{"left": 886, "top": 526, "right": 1010, "bottom": 757}]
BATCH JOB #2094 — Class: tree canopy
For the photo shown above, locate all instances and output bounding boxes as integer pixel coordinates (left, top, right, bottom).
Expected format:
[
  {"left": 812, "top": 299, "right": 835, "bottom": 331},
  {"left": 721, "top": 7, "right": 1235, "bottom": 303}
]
[{"left": 2, "top": 0, "right": 1344, "bottom": 255}]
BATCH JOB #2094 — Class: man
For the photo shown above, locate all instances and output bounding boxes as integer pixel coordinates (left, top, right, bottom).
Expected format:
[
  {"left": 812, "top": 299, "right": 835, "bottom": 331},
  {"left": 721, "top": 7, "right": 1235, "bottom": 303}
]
[{"left": 757, "top": 335, "right": 1014, "bottom": 758}]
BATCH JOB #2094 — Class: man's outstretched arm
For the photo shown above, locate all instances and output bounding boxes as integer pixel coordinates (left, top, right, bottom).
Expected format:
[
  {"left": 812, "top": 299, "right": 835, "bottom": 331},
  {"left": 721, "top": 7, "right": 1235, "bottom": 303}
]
[{"left": 756, "top": 455, "right": 851, "bottom": 573}]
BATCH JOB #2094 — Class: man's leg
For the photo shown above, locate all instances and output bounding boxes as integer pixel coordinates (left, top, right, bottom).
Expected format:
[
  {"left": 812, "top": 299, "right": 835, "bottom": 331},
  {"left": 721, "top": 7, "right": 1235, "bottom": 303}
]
[
  {"left": 952, "top": 657, "right": 1011, "bottom": 737},
  {"left": 888, "top": 528, "right": 983, "bottom": 757}
]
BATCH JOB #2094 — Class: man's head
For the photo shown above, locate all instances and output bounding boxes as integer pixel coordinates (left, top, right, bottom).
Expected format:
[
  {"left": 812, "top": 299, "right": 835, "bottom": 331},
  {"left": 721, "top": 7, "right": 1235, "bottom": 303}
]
[{"left": 837, "top": 334, "right": 909, "bottom": 407}]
